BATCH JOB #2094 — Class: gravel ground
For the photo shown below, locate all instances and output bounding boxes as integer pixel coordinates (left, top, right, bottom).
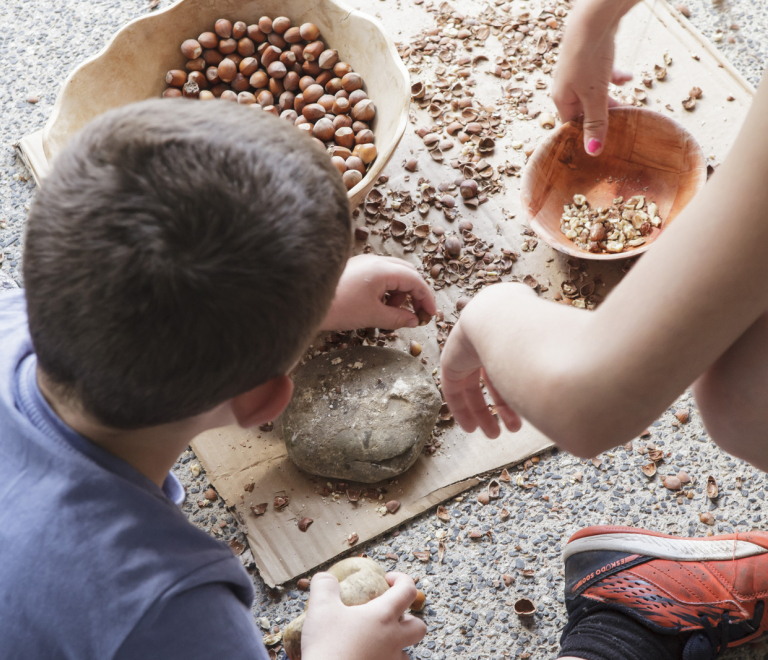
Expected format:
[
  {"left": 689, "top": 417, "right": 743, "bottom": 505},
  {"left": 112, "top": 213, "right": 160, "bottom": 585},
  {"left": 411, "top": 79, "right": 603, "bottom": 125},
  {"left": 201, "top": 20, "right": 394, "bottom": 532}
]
[{"left": 1, "top": 0, "right": 766, "bottom": 658}]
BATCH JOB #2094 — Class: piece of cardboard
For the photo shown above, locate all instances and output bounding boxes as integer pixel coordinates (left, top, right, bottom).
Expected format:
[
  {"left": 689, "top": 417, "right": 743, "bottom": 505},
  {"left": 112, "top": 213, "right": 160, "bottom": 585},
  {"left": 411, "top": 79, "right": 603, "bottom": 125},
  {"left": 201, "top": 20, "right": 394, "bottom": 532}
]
[{"left": 190, "top": 0, "right": 753, "bottom": 587}]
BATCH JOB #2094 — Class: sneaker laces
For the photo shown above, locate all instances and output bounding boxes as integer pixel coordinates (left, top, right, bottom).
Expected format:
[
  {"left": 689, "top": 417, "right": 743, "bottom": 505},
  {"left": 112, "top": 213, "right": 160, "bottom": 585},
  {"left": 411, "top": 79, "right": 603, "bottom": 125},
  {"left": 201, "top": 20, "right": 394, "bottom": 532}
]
[{"left": 692, "top": 600, "right": 765, "bottom": 659}]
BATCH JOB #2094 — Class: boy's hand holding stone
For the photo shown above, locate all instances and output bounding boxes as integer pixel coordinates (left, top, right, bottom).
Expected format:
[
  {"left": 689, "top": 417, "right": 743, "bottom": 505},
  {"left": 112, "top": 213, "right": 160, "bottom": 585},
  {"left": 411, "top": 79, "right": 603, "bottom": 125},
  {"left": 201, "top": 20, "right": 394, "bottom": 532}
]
[
  {"left": 322, "top": 255, "right": 437, "bottom": 331},
  {"left": 301, "top": 571, "right": 426, "bottom": 660}
]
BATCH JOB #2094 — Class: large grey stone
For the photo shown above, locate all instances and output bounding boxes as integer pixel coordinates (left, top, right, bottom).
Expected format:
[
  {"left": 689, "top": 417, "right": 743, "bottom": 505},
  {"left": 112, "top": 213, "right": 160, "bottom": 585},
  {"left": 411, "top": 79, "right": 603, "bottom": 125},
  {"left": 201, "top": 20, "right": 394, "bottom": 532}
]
[{"left": 282, "top": 345, "right": 441, "bottom": 483}]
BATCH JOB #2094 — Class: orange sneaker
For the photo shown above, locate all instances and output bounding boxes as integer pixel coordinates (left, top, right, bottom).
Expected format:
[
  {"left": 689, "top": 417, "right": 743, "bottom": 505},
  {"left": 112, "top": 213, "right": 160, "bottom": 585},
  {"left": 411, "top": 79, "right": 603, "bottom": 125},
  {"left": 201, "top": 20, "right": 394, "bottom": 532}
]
[{"left": 563, "top": 525, "right": 768, "bottom": 656}]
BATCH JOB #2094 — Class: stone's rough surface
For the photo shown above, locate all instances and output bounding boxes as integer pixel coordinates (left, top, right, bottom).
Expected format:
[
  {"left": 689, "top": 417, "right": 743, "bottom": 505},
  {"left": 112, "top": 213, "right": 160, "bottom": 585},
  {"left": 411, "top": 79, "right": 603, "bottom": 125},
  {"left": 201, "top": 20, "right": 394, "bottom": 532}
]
[{"left": 282, "top": 346, "right": 441, "bottom": 482}]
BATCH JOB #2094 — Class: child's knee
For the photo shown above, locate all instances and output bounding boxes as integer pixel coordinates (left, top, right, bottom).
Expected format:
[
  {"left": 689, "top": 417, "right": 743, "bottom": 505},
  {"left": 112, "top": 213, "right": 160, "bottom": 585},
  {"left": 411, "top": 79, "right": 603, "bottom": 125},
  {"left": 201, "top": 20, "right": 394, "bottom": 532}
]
[{"left": 693, "top": 370, "right": 740, "bottom": 454}]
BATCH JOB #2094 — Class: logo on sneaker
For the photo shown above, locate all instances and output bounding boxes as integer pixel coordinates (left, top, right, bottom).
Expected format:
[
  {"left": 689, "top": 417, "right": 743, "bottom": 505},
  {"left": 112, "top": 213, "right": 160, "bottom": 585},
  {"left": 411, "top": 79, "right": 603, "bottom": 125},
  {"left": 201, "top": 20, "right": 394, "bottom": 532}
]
[{"left": 573, "top": 555, "right": 640, "bottom": 592}]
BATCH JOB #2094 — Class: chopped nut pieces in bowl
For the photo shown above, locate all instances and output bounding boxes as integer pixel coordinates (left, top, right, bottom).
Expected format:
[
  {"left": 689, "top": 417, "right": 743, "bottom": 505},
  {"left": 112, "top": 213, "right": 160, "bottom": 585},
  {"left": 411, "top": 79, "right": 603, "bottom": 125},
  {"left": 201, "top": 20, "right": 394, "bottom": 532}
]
[
  {"left": 520, "top": 107, "right": 707, "bottom": 260},
  {"left": 39, "top": 0, "right": 409, "bottom": 208}
]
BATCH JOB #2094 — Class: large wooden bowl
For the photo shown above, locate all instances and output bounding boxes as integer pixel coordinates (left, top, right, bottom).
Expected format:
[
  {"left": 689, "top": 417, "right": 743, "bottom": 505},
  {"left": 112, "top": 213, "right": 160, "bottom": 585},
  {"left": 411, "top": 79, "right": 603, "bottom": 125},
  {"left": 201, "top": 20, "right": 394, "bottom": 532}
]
[
  {"left": 521, "top": 107, "right": 707, "bottom": 260},
  {"left": 40, "top": 0, "right": 409, "bottom": 208}
]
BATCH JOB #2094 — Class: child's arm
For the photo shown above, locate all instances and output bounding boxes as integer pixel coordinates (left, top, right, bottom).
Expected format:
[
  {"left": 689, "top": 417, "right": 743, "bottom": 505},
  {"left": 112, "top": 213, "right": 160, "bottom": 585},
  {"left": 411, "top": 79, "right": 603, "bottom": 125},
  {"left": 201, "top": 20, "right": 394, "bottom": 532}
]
[
  {"left": 321, "top": 255, "right": 436, "bottom": 331},
  {"left": 441, "top": 73, "right": 768, "bottom": 458},
  {"left": 301, "top": 572, "right": 426, "bottom": 660}
]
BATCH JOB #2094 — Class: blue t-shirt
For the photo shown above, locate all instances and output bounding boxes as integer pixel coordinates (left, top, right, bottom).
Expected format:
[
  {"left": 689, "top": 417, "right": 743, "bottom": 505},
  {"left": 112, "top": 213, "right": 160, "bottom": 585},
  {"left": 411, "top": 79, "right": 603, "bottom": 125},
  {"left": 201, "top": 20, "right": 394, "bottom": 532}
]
[{"left": 0, "top": 290, "right": 269, "bottom": 660}]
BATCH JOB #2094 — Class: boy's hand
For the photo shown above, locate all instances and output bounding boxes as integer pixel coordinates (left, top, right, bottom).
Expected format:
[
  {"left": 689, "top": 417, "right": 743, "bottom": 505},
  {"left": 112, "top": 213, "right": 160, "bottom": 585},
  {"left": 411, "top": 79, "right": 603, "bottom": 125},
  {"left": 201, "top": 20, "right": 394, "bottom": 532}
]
[
  {"left": 440, "top": 315, "right": 523, "bottom": 438},
  {"left": 301, "top": 571, "right": 427, "bottom": 660},
  {"left": 321, "top": 255, "right": 437, "bottom": 331}
]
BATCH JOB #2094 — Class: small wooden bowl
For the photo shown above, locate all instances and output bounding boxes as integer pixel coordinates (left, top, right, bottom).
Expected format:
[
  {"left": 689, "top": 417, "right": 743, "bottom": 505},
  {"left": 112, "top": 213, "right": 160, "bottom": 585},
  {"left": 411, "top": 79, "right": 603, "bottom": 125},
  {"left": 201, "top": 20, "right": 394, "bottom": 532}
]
[{"left": 521, "top": 107, "right": 707, "bottom": 260}]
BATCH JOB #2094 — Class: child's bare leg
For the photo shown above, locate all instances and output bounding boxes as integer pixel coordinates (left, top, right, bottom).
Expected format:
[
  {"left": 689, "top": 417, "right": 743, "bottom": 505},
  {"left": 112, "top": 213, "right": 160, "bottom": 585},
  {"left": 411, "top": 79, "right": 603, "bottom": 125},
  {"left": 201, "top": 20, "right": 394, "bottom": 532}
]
[{"left": 694, "top": 312, "right": 768, "bottom": 472}]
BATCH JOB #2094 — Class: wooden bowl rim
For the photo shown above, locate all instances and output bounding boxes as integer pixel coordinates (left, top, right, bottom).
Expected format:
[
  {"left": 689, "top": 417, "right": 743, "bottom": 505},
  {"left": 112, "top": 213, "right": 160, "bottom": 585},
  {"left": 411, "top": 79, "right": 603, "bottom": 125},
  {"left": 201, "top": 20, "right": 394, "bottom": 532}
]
[{"left": 521, "top": 107, "right": 707, "bottom": 261}]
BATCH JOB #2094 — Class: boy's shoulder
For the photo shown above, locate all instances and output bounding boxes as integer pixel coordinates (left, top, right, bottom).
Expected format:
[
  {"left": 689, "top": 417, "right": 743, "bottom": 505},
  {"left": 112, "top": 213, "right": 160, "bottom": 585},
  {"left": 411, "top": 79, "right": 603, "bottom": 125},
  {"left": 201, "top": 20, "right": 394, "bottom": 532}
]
[{"left": 0, "top": 289, "right": 256, "bottom": 659}]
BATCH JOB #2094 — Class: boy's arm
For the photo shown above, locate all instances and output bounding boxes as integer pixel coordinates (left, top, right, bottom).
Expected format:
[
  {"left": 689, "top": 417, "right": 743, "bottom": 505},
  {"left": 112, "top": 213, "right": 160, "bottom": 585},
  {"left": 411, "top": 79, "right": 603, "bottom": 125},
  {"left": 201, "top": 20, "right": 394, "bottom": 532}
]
[{"left": 442, "top": 73, "right": 768, "bottom": 458}]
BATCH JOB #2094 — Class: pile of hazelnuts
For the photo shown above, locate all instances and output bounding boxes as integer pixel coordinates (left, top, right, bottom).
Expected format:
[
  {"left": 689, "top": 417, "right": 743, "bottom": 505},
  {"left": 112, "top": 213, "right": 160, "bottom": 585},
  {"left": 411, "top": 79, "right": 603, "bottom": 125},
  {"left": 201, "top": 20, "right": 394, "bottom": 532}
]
[{"left": 162, "top": 16, "right": 378, "bottom": 190}]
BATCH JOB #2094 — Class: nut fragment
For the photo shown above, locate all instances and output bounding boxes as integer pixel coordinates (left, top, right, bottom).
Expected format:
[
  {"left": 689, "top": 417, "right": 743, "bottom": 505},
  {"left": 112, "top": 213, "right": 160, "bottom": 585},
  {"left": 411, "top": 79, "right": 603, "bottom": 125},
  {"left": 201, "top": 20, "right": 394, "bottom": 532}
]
[
  {"left": 386, "top": 500, "right": 401, "bottom": 514},
  {"left": 204, "top": 488, "right": 217, "bottom": 500},
  {"left": 297, "top": 578, "right": 310, "bottom": 591},
  {"left": 409, "top": 341, "right": 422, "bottom": 357},
  {"left": 274, "top": 495, "right": 290, "bottom": 510},
  {"left": 250, "top": 503, "right": 268, "bottom": 516},
  {"left": 416, "top": 308, "right": 432, "bottom": 326},
  {"left": 539, "top": 112, "right": 556, "bottom": 129},
  {"left": 641, "top": 462, "right": 657, "bottom": 477},
  {"left": 663, "top": 475, "right": 681, "bottom": 491},
  {"left": 675, "top": 409, "right": 689, "bottom": 423},
  {"left": 298, "top": 517, "right": 314, "bottom": 532},
  {"left": 436, "top": 505, "right": 451, "bottom": 522},
  {"left": 707, "top": 476, "right": 718, "bottom": 499},
  {"left": 700, "top": 511, "right": 715, "bottom": 526},
  {"left": 514, "top": 598, "right": 536, "bottom": 618}
]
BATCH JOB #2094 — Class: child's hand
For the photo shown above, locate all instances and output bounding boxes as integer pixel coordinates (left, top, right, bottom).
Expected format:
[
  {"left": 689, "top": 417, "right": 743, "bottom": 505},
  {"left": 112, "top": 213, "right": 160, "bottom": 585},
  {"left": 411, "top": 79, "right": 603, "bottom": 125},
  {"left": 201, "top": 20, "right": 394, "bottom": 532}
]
[
  {"left": 301, "top": 571, "right": 427, "bottom": 660},
  {"left": 321, "top": 255, "right": 437, "bottom": 331},
  {"left": 440, "top": 314, "right": 523, "bottom": 438}
]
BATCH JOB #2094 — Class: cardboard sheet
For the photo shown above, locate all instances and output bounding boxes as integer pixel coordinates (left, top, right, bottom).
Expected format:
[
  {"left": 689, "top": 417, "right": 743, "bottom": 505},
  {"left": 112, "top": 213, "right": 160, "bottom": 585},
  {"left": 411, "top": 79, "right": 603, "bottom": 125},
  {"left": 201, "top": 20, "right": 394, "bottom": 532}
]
[{"left": 189, "top": 0, "right": 754, "bottom": 587}]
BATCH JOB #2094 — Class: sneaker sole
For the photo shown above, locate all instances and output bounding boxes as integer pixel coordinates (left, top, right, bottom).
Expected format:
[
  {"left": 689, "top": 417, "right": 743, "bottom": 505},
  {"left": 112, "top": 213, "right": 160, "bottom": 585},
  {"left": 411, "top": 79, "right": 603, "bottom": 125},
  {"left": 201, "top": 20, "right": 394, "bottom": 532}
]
[{"left": 564, "top": 532, "right": 768, "bottom": 562}]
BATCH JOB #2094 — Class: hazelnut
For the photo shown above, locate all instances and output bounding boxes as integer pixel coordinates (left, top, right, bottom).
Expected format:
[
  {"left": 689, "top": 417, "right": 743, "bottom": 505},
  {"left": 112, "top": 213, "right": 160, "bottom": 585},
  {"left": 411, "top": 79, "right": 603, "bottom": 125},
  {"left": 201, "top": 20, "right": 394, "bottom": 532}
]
[
  {"left": 313, "top": 118, "right": 335, "bottom": 142},
  {"left": 326, "top": 78, "right": 343, "bottom": 95},
  {"left": 284, "top": 27, "right": 302, "bottom": 44},
  {"left": 348, "top": 89, "right": 368, "bottom": 106},
  {"left": 343, "top": 169, "right": 363, "bottom": 190},
  {"left": 334, "top": 61, "right": 353, "bottom": 78},
  {"left": 203, "top": 49, "right": 224, "bottom": 66},
  {"left": 332, "top": 97, "right": 351, "bottom": 115},
  {"left": 445, "top": 236, "right": 462, "bottom": 257},
  {"left": 299, "top": 76, "right": 316, "bottom": 92},
  {"left": 353, "top": 143, "right": 377, "bottom": 164},
  {"left": 404, "top": 158, "right": 418, "bottom": 172},
  {"left": 232, "top": 21, "right": 247, "bottom": 39},
  {"left": 293, "top": 94, "right": 307, "bottom": 114},
  {"left": 316, "top": 70, "right": 334, "bottom": 88},
  {"left": 261, "top": 45, "right": 281, "bottom": 68},
  {"left": 165, "top": 69, "right": 187, "bottom": 87},
  {"left": 303, "top": 41, "right": 324, "bottom": 62},
  {"left": 300, "top": 23, "right": 320, "bottom": 41},
  {"left": 458, "top": 219, "right": 473, "bottom": 232},
  {"left": 198, "top": 32, "right": 219, "bottom": 49},
  {"left": 187, "top": 70, "right": 207, "bottom": 89},
  {"left": 251, "top": 90, "right": 271, "bottom": 107},
  {"left": 258, "top": 16, "right": 273, "bottom": 34},
  {"left": 303, "top": 84, "right": 324, "bottom": 103},
  {"left": 295, "top": 116, "right": 309, "bottom": 126},
  {"left": 280, "top": 50, "right": 297, "bottom": 67},
  {"left": 268, "top": 61, "right": 288, "bottom": 79},
  {"left": 182, "top": 80, "right": 200, "bottom": 98},
  {"left": 198, "top": 90, "right": 215, "bottom": 100},
  {"left": 283, "top": 71, "right": 300, "bottom": 91},
  {"left": 217, "top": 38, "right": 237, "bottom": 55},
  {"left": 237, "top": 91, "right": 256, "bottom": 105},
  {"left": 268, "top": 32, "right": 286, "bottom": 49},
  {"left": 216, "top": 58, "right": 237, "bottom": 83},
  {"left": 352, "top": 121, "right": 369, "bottom": 134},
  {"left": 303, "top": 60, "right": 322, "bottom": 77},
  {"left": 272, "top": 16, "right": 291, "bottom": 34},
  {"left": 351, "top": 99, "right": 375, "bottom": 122},
  {"left": 185, "top": 57, "right": 206, "bottom": 71},
  {"left": 335, "top": 127, "right": 355, "bottom": 149},
  {"left": 280, "top": 109, "right": 298, "bottom": 122},
  {"left": 210, "top": 84, "right": 229, "bottom": 98},
  {"left": 268, "top": 77, "right": 284, "bottom": 96},
  {"left": 335, "top": 90, "right": 349, "bottom": 99},
  {"left": 297, "top": 122, "right": 313, "bottom": 134},
  {"left": 264, "top": 105, "right": 279, "bottom": 117},
  {"left": 460, "top": 179, "right": 478, "bottom": 199},
  {"left": 226, "top": 53, "right": 243, "bottom": 66},
  {"left": 302, "top": 103, "right": 326, "bottom": 121},
  {"left": 237, "top": 37, "right": 255, "bottom": 57},
  {"left": 162, "top": 88, "right": 182, "bottom": 98},
  {"left": 333, "top": 114, "right": 353, "bottom": 130},
  {"left": 244, "top": 72, "right": 265, "bottom": 91},
  {"left": 279, "top": 91, "right": 296, "bottom": 112},
  {"left": 181, "top": 39, "right": 202, "bottom": 59},
  {"left": 318, "top": 49, "right": 339, "bottom": 70},
  {"left": 341, "top": 72, "right": 363, "bottom": 92},
  {"left": 231, "top": 73, "right": 250, "bottom": 92},
  {"left": 355, "top": 128, "right": 374, "bottom": 144},
  {"left": 214, "top": 19, "right": 232, "bottom": 38},
  {"left": 238, "top": 57, "right": 259, "bottom": 76},
  {"left": 318, "top": 94, "right": 336, "bottom": 112},
  {"left": 346, "top": 156, "right": 365, "bottom": 175},
  {"left": 331, "top": 146, "right": 353, "bottom": 159},
  {"left": 290, "top": 44, "right": 306, "bottom": 64},
  {"left": 247, "top": 24, "right": 266, "bottom": 43},
  {"left": 311, "top": 136, "right": 325, "bottom": 149}
]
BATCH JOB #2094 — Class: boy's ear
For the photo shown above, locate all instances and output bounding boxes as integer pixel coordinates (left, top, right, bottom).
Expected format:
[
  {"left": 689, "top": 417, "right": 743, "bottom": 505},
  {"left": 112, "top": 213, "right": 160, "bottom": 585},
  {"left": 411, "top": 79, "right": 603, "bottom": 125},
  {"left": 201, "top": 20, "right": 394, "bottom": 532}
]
[{"left": 230, "top": 375, "right": 294, "bottom": 429}]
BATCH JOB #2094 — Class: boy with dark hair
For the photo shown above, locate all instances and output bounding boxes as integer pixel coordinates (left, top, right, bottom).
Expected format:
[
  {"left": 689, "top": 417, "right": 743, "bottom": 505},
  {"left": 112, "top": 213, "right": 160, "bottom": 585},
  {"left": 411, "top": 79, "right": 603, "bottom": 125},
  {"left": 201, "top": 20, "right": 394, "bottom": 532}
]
[{"left": 1, "top": 98, "right": 430, "bottom": 660}]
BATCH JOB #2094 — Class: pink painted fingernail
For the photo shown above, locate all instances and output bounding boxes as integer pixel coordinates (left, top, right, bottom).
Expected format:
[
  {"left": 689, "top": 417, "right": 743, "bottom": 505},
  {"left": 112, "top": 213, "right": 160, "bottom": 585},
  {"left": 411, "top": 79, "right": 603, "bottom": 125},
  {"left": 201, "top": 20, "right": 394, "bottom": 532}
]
[{"left": 587, "top": 139, "right": 602, "bottom": 155}]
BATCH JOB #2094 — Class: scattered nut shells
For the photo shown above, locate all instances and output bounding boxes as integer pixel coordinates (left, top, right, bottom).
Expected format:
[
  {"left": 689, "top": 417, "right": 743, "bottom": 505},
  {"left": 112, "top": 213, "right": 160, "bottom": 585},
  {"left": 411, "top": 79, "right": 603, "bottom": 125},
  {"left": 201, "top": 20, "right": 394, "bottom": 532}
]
[
  {"left": 663, "top": 475, "right": 681, "bottom": 491},
  {"left": 700, "top": 511, "right": 715, "bottom": 526},
  {"left": 298, "top": 517, "right": 314, "bottom": 532},
  {"left": 385, "top": 500, "right": 401, "bottom": 514},
  {"left": 641, "top": 462, "right": 657, "bottom": 477},
  {"left": 707, "top": 475, "right": 719, "bottom": 499},
  {"left": 514, "top": 598, "right": 536, "bottom": 618}
]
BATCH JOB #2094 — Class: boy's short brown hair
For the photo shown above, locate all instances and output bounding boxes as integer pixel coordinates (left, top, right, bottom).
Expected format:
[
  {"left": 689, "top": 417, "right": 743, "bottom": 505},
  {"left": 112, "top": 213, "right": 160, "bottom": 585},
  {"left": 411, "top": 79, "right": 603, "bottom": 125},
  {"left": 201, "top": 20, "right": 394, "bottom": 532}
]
[{"left": 24, "top": 99, "right": 351, "bottom": 429}]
